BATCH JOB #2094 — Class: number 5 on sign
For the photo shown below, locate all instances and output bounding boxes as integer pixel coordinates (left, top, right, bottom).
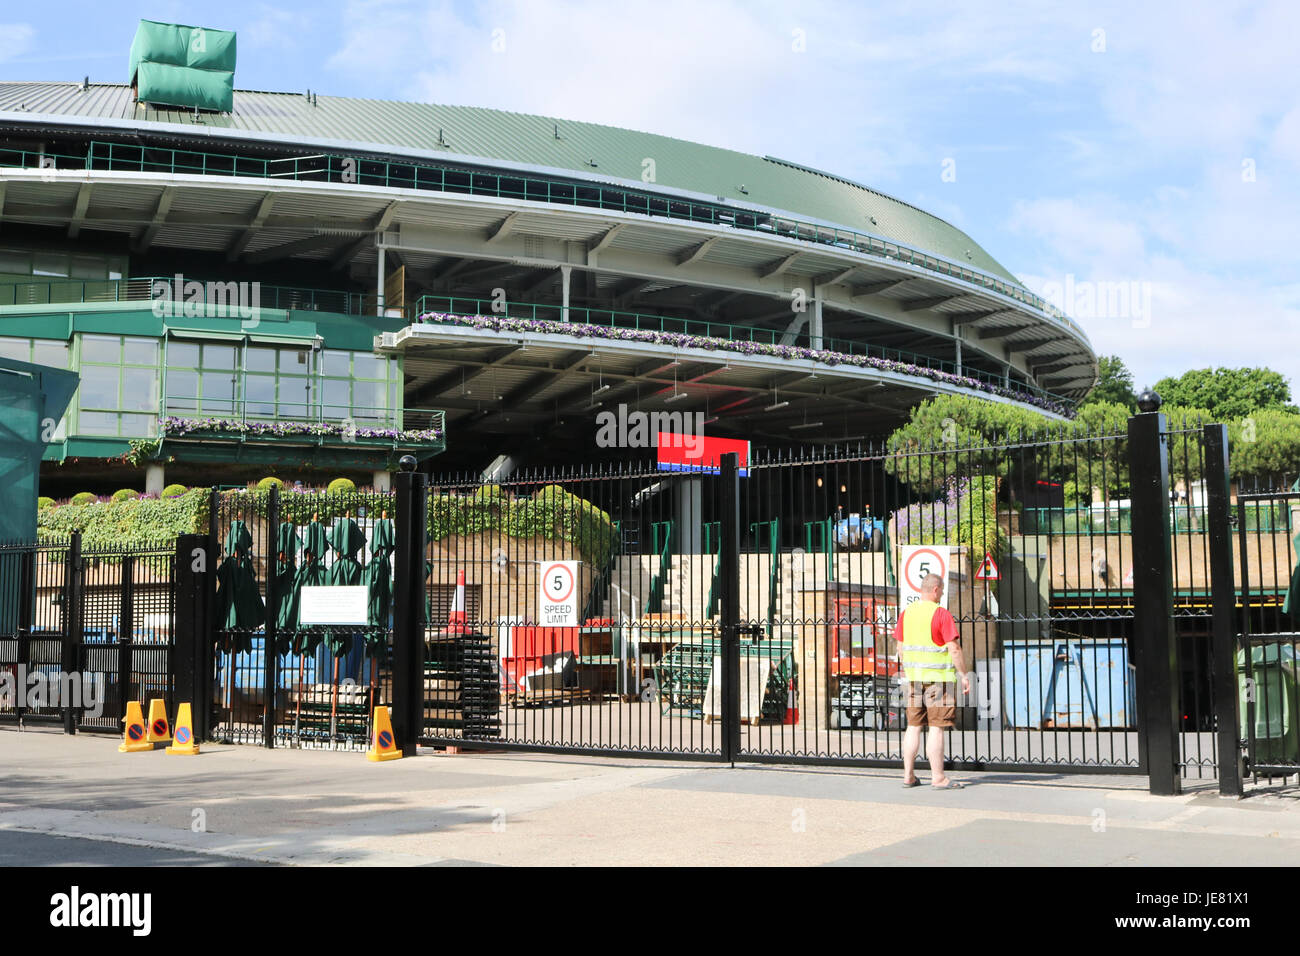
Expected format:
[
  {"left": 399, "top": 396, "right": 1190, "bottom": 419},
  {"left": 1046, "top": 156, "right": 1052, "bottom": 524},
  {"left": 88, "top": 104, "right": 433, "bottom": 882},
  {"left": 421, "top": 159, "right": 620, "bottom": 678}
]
[
  {"left": 899, "top": 545, "right": 950, "bottom": 609},
  {"left": 538, "top": 560, "right": 581, "bottom": 626}
]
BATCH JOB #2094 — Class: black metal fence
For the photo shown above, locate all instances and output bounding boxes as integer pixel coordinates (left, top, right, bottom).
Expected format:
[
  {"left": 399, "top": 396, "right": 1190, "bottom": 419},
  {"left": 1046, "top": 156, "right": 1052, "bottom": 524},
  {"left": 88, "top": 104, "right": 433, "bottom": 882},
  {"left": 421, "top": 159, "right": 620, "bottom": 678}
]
[
  {"left": 0, "top": 536, "right": 176, "bottom": 733},
  {"left": 6, "top": 407, "right": 1264, "bottom": 796}
]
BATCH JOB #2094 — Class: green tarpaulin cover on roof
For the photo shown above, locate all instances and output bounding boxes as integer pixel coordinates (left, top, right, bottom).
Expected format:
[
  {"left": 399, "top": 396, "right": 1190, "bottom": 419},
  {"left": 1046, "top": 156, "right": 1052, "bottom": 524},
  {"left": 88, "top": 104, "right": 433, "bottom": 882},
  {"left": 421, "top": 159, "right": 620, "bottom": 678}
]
[{"left": 129, "top": 19, "right": 236, "bottom": 112}]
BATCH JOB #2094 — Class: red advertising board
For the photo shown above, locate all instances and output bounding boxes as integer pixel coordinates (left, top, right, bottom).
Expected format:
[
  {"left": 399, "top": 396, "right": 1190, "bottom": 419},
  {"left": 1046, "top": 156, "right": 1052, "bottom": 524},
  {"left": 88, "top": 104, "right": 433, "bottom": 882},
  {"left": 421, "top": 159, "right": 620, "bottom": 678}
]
[{"left": 656, "top": 433, "right": 750, "bottom": 476}]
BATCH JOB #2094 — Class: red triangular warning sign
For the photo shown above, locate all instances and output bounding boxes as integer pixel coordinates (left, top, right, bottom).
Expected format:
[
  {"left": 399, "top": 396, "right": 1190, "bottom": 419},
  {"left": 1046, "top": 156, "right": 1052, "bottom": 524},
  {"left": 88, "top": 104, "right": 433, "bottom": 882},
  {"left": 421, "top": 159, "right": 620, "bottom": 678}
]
[{"left": 975, "top": 552, "right": 1000, "bottom": 581}]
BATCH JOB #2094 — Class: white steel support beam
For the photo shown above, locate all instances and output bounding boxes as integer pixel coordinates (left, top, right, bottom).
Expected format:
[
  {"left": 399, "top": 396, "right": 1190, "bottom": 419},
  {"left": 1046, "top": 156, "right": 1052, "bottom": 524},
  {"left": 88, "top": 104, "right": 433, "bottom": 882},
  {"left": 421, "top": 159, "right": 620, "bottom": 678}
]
[
  {"left": 561, "top": 264, "right": 572, "bottom": 322},
  {"left": 812, "top": 285, "right": 824, "bottom": 349},
  {"left": 135, "top": 186, "right": 175, "bottom": 252},
  {"left": 67, "top": 183, "right": 91, "bottom": 239},
  {"left": 228, "top": 194, "right": 276, "bottom": 262},
  {"left": 486, "top": 211, "right": 520, "bottom": 244},
  {"left": 676, "top": 237, "right": 718, "bottom": 266}
]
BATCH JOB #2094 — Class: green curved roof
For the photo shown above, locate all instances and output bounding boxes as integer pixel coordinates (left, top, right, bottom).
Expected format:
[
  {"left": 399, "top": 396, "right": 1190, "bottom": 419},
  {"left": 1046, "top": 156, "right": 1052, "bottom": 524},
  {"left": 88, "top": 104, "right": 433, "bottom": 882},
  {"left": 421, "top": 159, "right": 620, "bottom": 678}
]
[{"left": 0, "top": 80, "right": 1021, "bottom": 285}]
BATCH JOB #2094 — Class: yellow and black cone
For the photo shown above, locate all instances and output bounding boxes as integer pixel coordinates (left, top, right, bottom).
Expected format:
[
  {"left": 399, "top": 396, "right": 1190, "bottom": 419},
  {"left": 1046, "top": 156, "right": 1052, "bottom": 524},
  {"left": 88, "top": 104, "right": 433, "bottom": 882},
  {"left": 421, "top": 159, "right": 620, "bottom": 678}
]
[
  {"left": 366, "top": 706, "right": 402, "bottom": 762},
  {"left": 146, "top": 698, "right": 171, "bottom": 743},
  {"left": 165, "top": 703, "right": 200, "bottom": 755},
  {"left": 118, "top": 700, "right": 152, "bottom": 753}
]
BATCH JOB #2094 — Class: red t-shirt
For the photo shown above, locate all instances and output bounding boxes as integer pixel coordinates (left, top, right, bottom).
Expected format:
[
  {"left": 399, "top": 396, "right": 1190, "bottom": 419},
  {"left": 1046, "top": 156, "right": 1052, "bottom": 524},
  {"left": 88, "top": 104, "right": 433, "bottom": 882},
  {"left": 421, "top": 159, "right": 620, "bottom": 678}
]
[{"left": 893, "top": 603, "right": 959, "bottom": 648}]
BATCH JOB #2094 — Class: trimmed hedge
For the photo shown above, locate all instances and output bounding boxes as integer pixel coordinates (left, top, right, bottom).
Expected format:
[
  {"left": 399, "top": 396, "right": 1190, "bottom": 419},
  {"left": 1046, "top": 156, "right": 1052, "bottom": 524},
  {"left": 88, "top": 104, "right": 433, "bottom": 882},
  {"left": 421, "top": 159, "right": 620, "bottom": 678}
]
[
  {"left": 38, "top": 496, "right": 55, "bottom": 509},
  {"left": 111, "top": 488, "right": 139, "bottom": 502},
  {"left": 256, "top": 476, "right": 285, "bottom": 491},
  {"left": 162, "top": 483, "right": 188, "bottom": 498},
  {"left": 70, "top": 492, "right": 96, "bottom": 506},
  {"left": 38, "top": 489, "right": 209, "bottom": 549},
  {"left": 327, "top": 477, "right": 356, "bottom": 494}
]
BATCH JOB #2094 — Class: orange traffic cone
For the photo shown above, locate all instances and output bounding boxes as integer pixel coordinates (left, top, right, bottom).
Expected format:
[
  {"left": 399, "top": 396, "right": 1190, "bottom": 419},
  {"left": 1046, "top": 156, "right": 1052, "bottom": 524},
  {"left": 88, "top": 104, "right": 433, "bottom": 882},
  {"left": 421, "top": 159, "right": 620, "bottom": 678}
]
[
  {"left": 118, "top": 700, "right": 152, "bottom": 753},
  {"left": 166, "top": 703, "right": 200, "bottom": 755},
  {"left": 366, "top": 705, "right": 402, "bottom": 761},
  {"left": 146, "top": 698, "right": 171, "bottom": 743},
  {"left": 783, "top": 677, "right": 799, "bottom": 725},
  {"left": 448, "top": 569, "right": 469, "bottom": 634}
]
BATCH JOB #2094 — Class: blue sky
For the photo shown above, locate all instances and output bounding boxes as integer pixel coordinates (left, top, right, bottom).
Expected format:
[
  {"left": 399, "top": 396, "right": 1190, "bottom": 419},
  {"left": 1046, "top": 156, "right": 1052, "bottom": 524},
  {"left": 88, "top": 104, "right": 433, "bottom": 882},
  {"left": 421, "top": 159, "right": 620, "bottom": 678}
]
[{"left": 3, "top": 0, "right": 1298, "bottom": 396}]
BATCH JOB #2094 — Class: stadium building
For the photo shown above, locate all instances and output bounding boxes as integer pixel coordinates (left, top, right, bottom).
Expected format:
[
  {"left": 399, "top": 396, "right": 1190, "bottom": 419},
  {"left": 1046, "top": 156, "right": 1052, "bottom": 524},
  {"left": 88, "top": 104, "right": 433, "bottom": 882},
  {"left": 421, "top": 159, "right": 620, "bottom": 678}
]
[{"left": 0, "top": 21, "right": 1096, "bottom": 495}]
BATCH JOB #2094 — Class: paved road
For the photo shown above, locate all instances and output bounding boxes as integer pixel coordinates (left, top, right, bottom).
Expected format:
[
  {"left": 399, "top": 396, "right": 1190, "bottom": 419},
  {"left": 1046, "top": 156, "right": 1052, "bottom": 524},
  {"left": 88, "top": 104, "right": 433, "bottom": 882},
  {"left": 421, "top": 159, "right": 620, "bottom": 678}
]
[
  {"left": 2, "top": 727, "right": 1298, "bottom": 866},
  {"left": 0, "top": 830, "right": 274, "bottom": 866}
]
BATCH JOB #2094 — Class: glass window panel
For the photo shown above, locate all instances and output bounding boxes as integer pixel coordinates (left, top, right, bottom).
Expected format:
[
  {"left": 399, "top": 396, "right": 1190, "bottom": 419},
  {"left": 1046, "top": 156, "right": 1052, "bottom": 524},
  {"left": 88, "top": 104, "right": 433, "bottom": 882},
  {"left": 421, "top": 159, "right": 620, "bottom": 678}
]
[
  {"left": 79, "top": 334, "right": 120, "bottom": 364},
  {"left": 32, "top": 340, "right": 68, "bottom": 368},
  {"left": 0, "top": 338, "right": 29, "bottom": 361},
  {"left": 244, "top": 375, "right": 276, "bottom": 416},
  {"left": 78, "top": 365, "right": 120, "bottom": 409},
  {"left": 78, "top": 412, "right": 119, "bottom": 436},
  {"left": 246, "top": 347, "right": 277, "bottom": 373},
  {"left": 351, "top": 379, "right": 386, "bottom": 414},
  {"left": 122, "top": 337, "right": 158, "bottom": 366},
  {"left": 70, "top": 257, "right": 106, "bottom": 280},
  {"left": 279, "top": 348, "right": 312, "bottom": 373},
  {"left": 200, "top": 371, "right": 237, "bottom": 414},
  {"left": 0, "top": 250, "right": 29, "bottom": 274},
  {"left": 352, "top": 353, "right": 387, "bottom": 380},
  {"left": 200, "top": 344, "right": 236, "bottom": 370},
  {"left": 321, "top": 349, "right": 349, "bottom": 377},
  {"left": 120, "top": 367, "right": 159, "bottom": 412},
  {"left": 118, "top": 414, "right": 156, "bottom": 438},
  {"left": 166, "top": 342, "right": 200, "bottom": 369},
  {"left": 32, "top": 252, "right": 69, "bottom": 277}
]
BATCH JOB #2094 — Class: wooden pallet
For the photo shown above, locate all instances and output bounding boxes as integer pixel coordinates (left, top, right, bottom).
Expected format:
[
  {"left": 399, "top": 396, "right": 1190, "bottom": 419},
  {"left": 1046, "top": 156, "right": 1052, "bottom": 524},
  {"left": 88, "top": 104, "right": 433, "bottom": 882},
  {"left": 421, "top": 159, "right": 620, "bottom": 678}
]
[{"left": 506, "top": 687, "right": 607, "bottom": 708}]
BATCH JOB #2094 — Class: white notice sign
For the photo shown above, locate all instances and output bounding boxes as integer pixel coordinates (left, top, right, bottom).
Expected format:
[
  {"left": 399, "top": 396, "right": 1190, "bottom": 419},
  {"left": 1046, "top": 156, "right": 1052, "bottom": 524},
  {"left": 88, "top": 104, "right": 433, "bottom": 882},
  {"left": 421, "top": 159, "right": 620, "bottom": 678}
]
[
  {"left": 898, "top": 545, "right": 950, "bottom": 610},
  {"left": 538, "top": 560, "right": 581, "bottom": 627},
  {"left": 299, "top": 586, "right": 369, "bottom": 626}
]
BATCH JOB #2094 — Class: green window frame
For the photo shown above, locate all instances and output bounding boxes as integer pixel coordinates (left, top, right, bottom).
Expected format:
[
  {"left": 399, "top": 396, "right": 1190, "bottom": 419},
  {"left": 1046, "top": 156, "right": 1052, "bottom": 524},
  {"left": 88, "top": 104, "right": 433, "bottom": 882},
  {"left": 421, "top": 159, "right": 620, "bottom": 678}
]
[
  {"left": 75, "top": 333, "right": 160, "bottom": 438},
  {"left": 319, "top": 349, "right": 398, "bottom": 425}
]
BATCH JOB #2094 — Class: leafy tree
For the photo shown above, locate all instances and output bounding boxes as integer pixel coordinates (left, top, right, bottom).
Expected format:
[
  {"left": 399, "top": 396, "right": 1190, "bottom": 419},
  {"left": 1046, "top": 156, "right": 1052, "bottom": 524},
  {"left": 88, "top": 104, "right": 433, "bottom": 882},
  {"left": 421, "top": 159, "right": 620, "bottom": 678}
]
[
  {"left": 1153, "top": 367, "right": 1292, "bottom": 421},
  {"left": 1082, "top": 355, "right": 1136, "bottom": 411},
  {"left": 1226, "top": 409, "right": 1300, "bottom": 479}
]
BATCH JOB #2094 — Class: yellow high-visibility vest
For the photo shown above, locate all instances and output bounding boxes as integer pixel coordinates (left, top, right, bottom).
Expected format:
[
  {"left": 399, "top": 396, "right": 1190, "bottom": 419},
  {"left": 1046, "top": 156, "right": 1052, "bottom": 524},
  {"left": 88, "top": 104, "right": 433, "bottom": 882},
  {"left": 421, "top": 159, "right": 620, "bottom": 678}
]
[{"left": 899, "top": 600, "right": 957, "bottom": 683}]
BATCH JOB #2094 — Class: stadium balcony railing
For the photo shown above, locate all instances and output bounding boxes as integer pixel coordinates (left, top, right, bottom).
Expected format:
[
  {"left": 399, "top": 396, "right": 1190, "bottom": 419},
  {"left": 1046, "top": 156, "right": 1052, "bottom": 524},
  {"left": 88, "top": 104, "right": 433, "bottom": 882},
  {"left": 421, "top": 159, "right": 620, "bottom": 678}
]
[
  {"left": 0, "top": 276, "right": 1075, "bottom": 411},
  {"left": 0, "top": 140, "right": 1089, "bottom": 342}
]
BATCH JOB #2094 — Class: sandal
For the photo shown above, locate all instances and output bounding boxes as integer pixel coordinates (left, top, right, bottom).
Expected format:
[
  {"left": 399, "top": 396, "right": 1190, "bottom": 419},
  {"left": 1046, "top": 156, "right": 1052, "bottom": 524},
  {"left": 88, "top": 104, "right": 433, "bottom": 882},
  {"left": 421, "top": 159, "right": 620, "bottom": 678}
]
[
  {"left": 931, "top": 780, "right": 965, "bottom": 790},
  {"left": 901, "top": 779, "right": 922, "bottom": 788}
]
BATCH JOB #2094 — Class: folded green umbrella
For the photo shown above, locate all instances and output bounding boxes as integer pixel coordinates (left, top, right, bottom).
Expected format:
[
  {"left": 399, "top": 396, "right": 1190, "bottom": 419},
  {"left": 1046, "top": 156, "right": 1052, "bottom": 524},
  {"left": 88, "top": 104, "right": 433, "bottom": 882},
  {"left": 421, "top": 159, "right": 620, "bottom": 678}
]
[
  {"left": 291, "top": 520, "right": 330, "bottom": 655},
  {"left": 1284, "top": 531, "right": 1300, "bottom": 622},
  {"left": 214, "top": 520, "right": 265, "bottom": 653},
  {"left": 271, "top": 521, "right": 300, "bottom": 654},
  {"left": 363, "top": 517, "right": 395, "bottom": 657},
  {"left": 326, "top": 518, "right": 366, "bottom": 657}
]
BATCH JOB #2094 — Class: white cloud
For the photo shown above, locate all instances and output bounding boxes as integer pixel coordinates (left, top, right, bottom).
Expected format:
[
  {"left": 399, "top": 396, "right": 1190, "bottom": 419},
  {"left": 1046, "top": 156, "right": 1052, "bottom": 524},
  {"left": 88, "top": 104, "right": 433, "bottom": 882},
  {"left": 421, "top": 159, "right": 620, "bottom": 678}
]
[{"left": 0, "top": 24, "right": 34, "bottom": 62}]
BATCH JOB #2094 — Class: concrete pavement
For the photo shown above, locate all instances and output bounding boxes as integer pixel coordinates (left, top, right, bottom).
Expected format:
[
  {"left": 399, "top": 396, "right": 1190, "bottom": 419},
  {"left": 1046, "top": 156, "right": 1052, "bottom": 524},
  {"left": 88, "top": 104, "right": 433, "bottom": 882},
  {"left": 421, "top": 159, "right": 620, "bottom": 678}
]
[{"left": 2, "top": 725, "right": 1298, "bottom": 866}]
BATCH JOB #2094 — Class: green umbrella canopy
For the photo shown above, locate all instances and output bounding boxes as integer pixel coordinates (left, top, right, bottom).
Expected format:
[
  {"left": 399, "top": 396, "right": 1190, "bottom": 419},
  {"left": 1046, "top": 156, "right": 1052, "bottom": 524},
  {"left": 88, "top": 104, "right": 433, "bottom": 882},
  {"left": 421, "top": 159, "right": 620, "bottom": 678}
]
[
  {"left": 214, "top": 519, "right": 265, "bottom": 648},
  {"left": 291, "top": 521, "right": 331, "bottom": 655},
  {"left": 364, "top": 517, "right": 395, "bottom": 648},
  {"left": 327, "top": 518, "right": 365, "bottom": 656},
  {"left": 271, "top": 521, "right": 301, "bottom": 648},
  {"left": 1284, "top": 531, "right": 1300, "bottom": 621}
]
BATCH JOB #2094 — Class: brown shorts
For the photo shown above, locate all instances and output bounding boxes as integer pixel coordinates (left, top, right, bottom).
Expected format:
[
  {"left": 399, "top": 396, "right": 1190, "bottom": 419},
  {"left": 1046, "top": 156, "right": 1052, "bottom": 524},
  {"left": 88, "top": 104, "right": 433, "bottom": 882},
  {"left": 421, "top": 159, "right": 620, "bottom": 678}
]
[{"left": 905, "top": 681, "right": 956, "bottom": 729}]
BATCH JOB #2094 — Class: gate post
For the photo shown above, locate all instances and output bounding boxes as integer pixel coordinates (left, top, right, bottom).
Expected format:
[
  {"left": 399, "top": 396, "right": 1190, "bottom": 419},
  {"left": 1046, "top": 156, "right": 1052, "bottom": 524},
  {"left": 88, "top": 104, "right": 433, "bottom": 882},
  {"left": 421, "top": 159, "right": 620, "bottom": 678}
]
[
  {"left": 262, "top": 487, "right": 279, "bottom": 749},
  {"left": 719, "top": 452, "right": 741, "bottom": 764},
  {"left": 118, "top": 554, "right": 135, "bottom": 727},
  {"left": 1204, "top": 423, "right": 1242, "bottom": 796},
  {"left": 1128, "top": 395, "right": 1181, "bottom": 794},
  {"left": 393, "top": 456, "right": 428, "bottom": 756},
  {"left": 15, "top": 547, "right": 34, "bottom": 726},
  {"left": 62, "top": 532, "right": 82, "bottom": 735},
  {"left": 174, "top": 534, "right": 213, "bottom": 741}
]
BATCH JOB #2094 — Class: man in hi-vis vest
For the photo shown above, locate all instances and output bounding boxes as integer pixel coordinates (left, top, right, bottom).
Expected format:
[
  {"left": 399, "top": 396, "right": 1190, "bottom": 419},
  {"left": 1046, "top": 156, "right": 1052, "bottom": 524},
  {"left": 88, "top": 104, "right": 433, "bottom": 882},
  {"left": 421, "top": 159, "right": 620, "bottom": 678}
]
[{"left": 895, "top": 573, "right": 970, "bottom": 789}]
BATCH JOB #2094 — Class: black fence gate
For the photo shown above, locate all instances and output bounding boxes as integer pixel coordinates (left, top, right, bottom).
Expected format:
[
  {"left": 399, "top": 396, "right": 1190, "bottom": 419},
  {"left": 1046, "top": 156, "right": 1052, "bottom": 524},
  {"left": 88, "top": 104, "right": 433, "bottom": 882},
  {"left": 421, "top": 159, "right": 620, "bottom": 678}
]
[
  {"left": 5, "top": 403, "right": 1257, "bottom": 796},
  {"left": 0, "top": 536, "right": 176, "bottom": 733}
]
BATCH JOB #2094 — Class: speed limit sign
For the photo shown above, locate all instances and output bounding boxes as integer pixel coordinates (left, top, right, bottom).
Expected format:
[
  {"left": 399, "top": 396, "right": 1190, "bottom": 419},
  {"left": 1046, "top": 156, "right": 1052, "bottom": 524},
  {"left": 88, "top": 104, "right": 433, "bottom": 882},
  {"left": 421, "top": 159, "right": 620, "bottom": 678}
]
[
  {"left": 899, "top": 545, "right": 950, "bottom": 609},
  {"left": 538, "top": 560, "right": 581, "bottom": 626}
]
